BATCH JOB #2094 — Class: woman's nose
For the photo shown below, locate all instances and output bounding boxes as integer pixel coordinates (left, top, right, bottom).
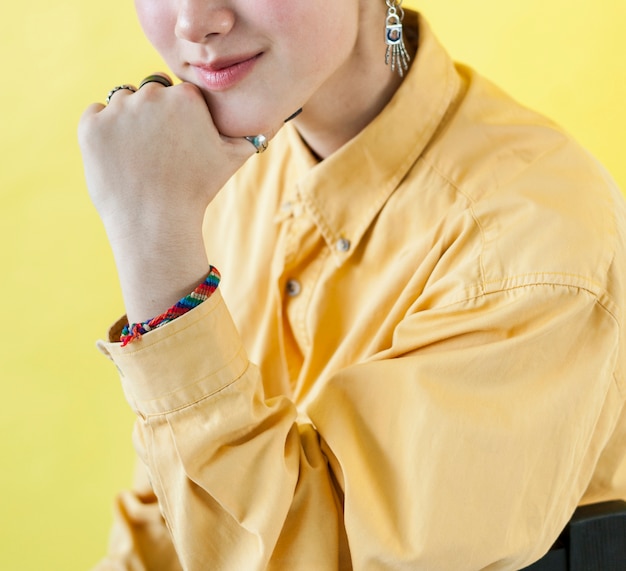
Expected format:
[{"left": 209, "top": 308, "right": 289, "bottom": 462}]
[{"left": 175, "top": 0, "right": 235, "bottom": 42}]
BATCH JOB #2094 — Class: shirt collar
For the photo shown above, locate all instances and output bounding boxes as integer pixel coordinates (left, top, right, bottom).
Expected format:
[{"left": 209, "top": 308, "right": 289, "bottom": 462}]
[{"left": 284, "top": 13, "right": 463, "bottom": 265}]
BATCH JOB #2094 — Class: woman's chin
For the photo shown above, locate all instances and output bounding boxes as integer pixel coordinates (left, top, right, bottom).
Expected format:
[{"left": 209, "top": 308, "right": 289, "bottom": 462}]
[
  {"left": 219, "top": 125, "right": 271, "bottom": 139},
  {"left": 198, "top": 86, "right": 301, "bottom": 139},
  {"left": 207, "top": 102, "right": 275, "bottom": 140},
  {"left": 207, "top": 97, "right": 305, "bottom": 139}
]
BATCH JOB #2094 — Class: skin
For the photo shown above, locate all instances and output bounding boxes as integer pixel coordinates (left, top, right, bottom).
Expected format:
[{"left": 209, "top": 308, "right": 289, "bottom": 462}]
[{"left": 78, "top": 0, "right": 410, "bottom": 324}]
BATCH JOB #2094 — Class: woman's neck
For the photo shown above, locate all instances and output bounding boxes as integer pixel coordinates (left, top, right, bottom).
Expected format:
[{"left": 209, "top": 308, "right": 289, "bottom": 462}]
[{"left": 292, "top": 6, "right": 417, "bottom": 159}]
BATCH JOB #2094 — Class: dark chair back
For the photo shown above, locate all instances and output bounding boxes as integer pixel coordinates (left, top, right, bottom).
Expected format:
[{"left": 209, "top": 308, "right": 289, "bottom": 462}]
[{"left": 520, "top": 500, "right": 626, "bottom": 571}]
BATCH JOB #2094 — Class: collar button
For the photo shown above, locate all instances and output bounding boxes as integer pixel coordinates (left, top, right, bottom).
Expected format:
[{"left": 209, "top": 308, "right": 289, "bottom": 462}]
[{"left": 336, "top": 238, "right": 351, "bottom": 253}]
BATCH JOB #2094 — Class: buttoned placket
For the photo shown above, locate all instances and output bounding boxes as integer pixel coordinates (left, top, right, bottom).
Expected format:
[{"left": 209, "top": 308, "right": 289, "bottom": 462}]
[{"left": 274, "top": 193, "right": 331, "bottom": 385}]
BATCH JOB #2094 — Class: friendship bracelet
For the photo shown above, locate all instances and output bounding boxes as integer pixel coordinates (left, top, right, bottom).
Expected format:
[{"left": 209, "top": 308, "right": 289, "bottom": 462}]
[{"left": 120, "top": 266, "right": 221, "bottom": 347}]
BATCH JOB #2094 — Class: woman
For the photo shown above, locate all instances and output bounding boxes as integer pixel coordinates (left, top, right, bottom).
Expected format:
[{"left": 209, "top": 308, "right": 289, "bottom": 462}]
[{"left": 79, "top": 0, "right": 626, "bottom": 569}]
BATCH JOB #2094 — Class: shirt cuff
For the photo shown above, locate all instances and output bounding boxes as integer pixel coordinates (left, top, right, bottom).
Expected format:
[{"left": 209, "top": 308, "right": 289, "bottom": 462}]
[{"left": 96, "top": 289, "right": 249, "bottom": 417}]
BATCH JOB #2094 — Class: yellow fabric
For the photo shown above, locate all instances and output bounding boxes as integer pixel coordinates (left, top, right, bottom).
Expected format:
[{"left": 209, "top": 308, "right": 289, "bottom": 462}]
[{"left": 95, "top": 13, "right": 626, "bottom": 571}]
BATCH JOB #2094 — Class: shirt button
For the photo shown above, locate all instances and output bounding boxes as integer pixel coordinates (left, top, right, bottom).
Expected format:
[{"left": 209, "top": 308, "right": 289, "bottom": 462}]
[
  {"left": 336, "top": 238, "right": 351, "bottom": 253},
  {"left": 286, "top": 279, "right": 302, "bottom": 297}
]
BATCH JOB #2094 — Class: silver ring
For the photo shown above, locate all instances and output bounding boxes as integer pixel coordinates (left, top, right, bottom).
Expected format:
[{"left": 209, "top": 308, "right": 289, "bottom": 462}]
[
  {"left": 106, "top": 84, "right": 137, "bottom": 104},
  {"left": 244, "top": 134, "right": 268, "bottom": 154},
  {"left": 139, "top": 75, "right": 173, "bottom": 89}
]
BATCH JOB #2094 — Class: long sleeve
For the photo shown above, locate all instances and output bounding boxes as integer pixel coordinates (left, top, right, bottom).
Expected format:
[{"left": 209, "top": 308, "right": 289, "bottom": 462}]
[
  {"left": 96, "top": 292, "right": 349, "bottom": 570},
  {"left": 95, "top": 274, "right": 625, "bottom": 570},
  {"left": 309, "top": 282, "right": 624, "bottom": 569}
]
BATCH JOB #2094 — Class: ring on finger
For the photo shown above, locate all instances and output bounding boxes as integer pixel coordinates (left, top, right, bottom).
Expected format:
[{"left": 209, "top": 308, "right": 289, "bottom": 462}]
[
  {"left": 244, "top": 134, "right": 269, "bottom": 154},
  {"left": 139, "top": 75, "right": 174, "bottom": 89},
  {"left": 106, "top": 84, "right": 137, "bottom": 104}
]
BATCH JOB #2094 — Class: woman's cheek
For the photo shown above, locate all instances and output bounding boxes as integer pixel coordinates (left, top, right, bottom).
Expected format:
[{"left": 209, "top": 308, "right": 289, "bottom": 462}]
[{"left": 134, "top": 0, "right": 177, "bottom": 54}]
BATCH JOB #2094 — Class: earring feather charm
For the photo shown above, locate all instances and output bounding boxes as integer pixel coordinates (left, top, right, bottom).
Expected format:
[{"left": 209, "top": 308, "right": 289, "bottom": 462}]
[{"left": 384, "top": 0, "right": 410, "bottom": 77}]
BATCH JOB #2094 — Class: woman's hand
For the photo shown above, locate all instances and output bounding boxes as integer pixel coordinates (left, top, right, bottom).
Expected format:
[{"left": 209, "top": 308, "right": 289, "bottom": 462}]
[{"left": 78, "top": 75, "right": 261, "bottom": 322}]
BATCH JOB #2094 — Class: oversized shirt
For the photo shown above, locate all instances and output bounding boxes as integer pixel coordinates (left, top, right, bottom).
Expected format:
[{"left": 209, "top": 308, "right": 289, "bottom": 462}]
[{"left": 94, "top": 12, "right": 626, "bottom": 571}]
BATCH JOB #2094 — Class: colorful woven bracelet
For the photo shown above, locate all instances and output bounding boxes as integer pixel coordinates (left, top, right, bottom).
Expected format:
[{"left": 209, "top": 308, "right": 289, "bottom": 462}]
[{"left": 120, "top": 266, "right": 221, "bottom": 347}]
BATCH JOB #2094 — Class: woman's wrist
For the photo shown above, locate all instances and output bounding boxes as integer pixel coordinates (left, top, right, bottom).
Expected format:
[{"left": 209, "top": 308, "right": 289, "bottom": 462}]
[
  {"left": 109, "top": 224, "right": 210, "bottom": 324},
  {"left": 120, "top": 266, "right": 221, "bottom": 346}
]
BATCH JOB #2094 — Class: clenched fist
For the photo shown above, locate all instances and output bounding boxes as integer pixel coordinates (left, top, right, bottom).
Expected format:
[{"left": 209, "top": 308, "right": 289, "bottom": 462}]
[{"left": 78, "top": 75, "right": 264, "bottom": 322}]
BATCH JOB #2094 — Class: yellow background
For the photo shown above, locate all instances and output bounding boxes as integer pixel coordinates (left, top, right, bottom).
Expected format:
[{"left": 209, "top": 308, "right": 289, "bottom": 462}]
[{"left": 0, "top": 0, "right": 624, "bottom": 569}]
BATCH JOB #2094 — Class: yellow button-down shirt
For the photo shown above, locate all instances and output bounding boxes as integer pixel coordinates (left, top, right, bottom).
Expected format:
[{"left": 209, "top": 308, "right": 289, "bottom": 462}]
[{"left": 95, "top": 12, "right": 626, "bottom": 571}]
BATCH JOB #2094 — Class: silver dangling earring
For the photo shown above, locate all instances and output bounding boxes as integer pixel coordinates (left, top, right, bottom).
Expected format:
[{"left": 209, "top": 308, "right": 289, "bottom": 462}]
[{"left": 385, "top": 0, "right": 410, "bottom": 77}]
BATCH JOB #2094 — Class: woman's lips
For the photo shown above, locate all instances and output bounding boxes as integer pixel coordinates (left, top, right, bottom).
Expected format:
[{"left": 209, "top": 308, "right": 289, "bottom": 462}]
[{"left": 191, "top": 53, "right": 262, "bottom": 91}]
